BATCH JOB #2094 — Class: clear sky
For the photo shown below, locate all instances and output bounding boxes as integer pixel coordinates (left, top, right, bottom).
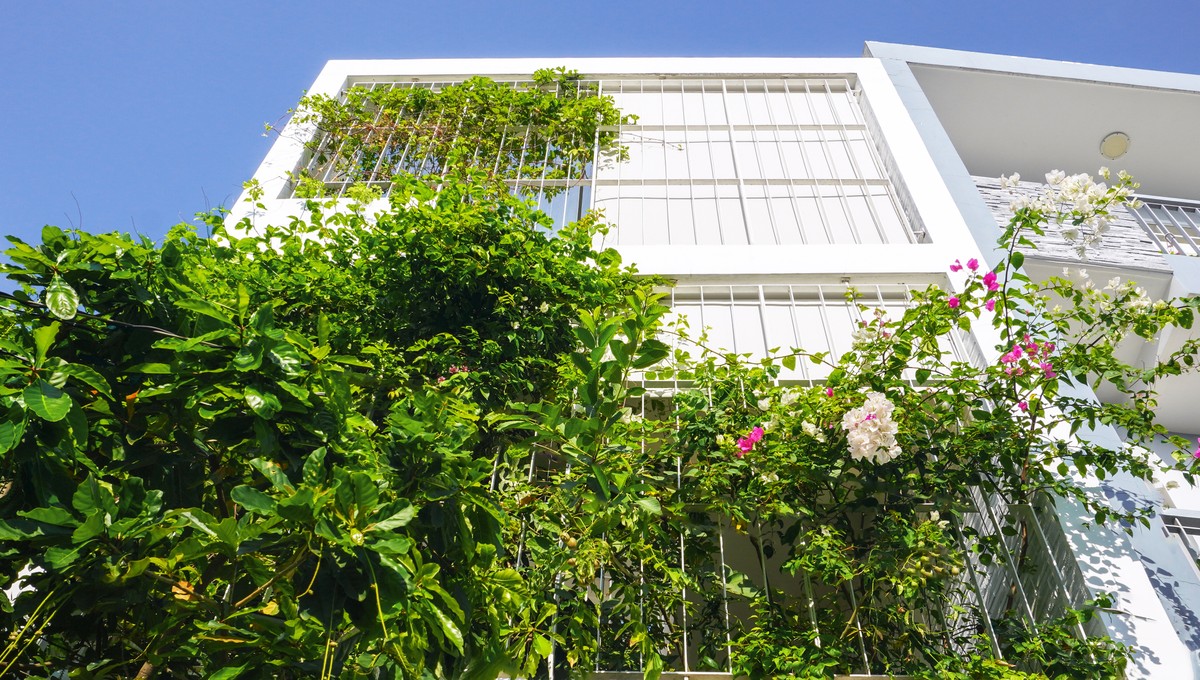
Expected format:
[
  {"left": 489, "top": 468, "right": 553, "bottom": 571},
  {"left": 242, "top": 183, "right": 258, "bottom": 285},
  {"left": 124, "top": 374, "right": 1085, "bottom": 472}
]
[{"left": 4, "top": 1, "right": 1200, "bottom": 246}]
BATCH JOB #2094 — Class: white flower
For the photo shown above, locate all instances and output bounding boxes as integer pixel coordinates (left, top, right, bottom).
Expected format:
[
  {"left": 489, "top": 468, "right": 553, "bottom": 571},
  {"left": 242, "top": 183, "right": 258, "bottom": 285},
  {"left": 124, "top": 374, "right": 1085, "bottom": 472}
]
[
  {"left": 780, "top": 389, "right": 800, "bottom": 407},
  {"left": 1105, "top": 277, "right": 1122, "bottom": 291},
  {"left": 538, "top": 302, "right": 550, "bottom": 313},
  {"left": 1045, "top": 170, "right": 1066, "bottom": 186},
  {"left": 841, "top": 392, "right": 901, "bottom": 464},
  {"left": 802, "top": 421, "right": 826, "bottom": 443},
  {"left": 757, "top": 398, "right": 771, "bottom": 411}
]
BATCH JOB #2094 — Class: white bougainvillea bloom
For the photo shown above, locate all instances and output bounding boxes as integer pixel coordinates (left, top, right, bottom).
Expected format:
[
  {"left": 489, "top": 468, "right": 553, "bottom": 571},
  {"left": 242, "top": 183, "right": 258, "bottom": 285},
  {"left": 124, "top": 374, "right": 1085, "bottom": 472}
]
[{"left": 841, "top": 392, "right": 901, "bottom": 464}]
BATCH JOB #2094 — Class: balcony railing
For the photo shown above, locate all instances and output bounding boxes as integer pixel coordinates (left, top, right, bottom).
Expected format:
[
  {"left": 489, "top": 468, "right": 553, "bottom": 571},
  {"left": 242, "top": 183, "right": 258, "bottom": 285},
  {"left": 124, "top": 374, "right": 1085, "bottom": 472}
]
[{"left": 1129, "top": 196, "right": 1200, "bottom": 257}]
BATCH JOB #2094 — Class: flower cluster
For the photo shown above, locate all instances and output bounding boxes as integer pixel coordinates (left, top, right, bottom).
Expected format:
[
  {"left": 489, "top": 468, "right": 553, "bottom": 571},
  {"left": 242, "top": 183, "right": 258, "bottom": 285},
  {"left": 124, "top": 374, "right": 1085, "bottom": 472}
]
[
  {"left": 946, "top": 260, "right": 1000, "bottom": 311},
  {"left": 437, "top": 364, "right": 471, "bottom": 383},
  {"left": 851, "top": 308, "right": 892, "bottom": 346},
  {"left": 736, "top": 426, "right": 764, "bottom": 458},
  {"left": 1000, "top": 168, "right": 1140, "bottom": 259},
  {"left": 841, "top": 392, "right": 901, "bottom": 464},
  {"left": 1000, "top": 335, "right": 1056, "bottom": 379}
]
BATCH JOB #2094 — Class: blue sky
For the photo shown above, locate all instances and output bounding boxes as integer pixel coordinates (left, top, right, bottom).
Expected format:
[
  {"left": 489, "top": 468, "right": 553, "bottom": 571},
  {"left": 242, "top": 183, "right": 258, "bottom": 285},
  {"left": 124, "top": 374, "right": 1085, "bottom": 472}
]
[{"left": 4, "top": 1, "right": 1200, "bottom": 246}]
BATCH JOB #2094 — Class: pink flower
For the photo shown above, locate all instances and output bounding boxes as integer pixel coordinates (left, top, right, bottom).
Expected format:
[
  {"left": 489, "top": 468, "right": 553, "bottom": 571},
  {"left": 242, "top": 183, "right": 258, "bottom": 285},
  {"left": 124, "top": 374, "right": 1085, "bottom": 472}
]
[
  {"left": 749, "top": 426, "right": 764, "bottom": 443},
  {"left": 949, "top": 260, "right": 963, "bottom": 272},
  {"left": 985, "top": 299, "right": 996, "bottom": 312},
  {"left": 825, "top": 387, "right": 834, "bottom": 397},
  {"left": 1018, "top": 400, "right": 1028, "bottom": 411},
  {"left": 736, "top": 437, "right": 754, "bottom": 457},
  {"left": 1039, "top": 361, "right": 1056, "bottom": 379},
  {"left": 967, "top": 258, "right": 980, "bottom": 272},
  {"left": 983, "top": 271, "right": 999, "bottom": 292},
  {"left": 1194, "top": 438, "right": 1200, "bottom": 460},
  {"left": 948, "top": 296, "right": 960, "bottom": 309}
]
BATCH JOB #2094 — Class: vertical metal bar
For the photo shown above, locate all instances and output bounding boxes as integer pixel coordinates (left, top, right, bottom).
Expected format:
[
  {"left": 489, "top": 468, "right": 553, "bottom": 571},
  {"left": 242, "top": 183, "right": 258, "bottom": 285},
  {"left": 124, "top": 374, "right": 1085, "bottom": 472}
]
[
  {"left": 720, "top": 79, "right": 754, "bottom": 244},
  {"left": 717, "top": 517, "right": 734, "bottom": 671},
  {"left": 844, "top": 576, "right": 873, "bottom": 675},
  {"left": 698, "top": 80, "right": 728, "bottom": 245},
  {"left": 677, "top": 450, "right": 690, "bottom": 672},
  {"left": 787, "top": 285, "right": 812, "bottom": 383}
]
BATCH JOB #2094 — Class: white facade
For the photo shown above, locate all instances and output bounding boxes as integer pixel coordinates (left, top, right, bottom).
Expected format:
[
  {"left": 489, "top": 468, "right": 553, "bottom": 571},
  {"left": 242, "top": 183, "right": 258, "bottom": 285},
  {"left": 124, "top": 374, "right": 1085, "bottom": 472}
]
[{"left": 233, "top": 49, "right": 1200, "bottom": 677}]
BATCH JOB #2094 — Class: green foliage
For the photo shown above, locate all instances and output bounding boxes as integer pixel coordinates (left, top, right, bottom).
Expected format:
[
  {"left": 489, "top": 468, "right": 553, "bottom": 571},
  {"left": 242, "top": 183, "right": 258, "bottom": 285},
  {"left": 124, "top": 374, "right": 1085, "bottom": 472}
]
[
  {"left": 289, "top": 68, "right": 633, "bottom": 197},
  {"left": 0, "top": 164, "right": 652, "bottom": 677}
]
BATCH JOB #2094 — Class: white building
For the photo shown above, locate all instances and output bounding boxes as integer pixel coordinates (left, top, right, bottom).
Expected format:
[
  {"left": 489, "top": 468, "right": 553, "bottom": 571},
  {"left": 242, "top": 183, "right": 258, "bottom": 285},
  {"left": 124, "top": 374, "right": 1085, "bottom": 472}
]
[{"left": 232, "top": 46, "right": 1200, "bottom": 678}]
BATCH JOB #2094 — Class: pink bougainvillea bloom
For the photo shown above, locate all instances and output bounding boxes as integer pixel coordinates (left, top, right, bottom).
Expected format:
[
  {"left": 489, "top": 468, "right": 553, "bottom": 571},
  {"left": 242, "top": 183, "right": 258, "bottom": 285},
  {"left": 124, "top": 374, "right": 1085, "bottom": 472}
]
[
  {"left": 1194, "top": 438, "right": 1200, "bottom": 459},
  {"left": 948, "top": 296, "right": 960, "bottom": 309},
  {"left": 985, "top": 299, "right": 996, "bottom": 312},
  {"left": 736, "top": 437, "right": 754, "bottom": 457},
  {"left": 1018, "top": 400, "right": 1029, "bottom": 411},
  {"left": 949, "top": 259, "right": 963, "bottom": 272},
  {"left": 749, "top": 426, "right": 764, "bottom": 443},
  {"left": 967, "top": 258, "right": 980, "bottom": 272},
  {"left": 983, "top": 271, "right": 999, "bottom": 292},
  {"left": 1039, "top": 361, "right": 1056, "bottom": 379},
  {"left": 825, "top": 387, "right": 834, "bottom": 397}
]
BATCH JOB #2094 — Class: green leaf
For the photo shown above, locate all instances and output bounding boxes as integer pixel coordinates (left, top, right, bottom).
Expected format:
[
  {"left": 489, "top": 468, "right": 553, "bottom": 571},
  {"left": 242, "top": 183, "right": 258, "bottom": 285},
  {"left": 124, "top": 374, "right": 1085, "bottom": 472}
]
[
  {"left": 236, "top": 283, "right": 250, "bottom": 319},
  {"left": 24, "top": 379, "right": 72, "bottom": 422},
  {"left": 269, "top": 343, "right": 305, "bottom": 377},
  {"left": 57, "top": 363, "right": 113, "bottom": 399},
  {"left": 635, "top": 497, "right": 662, "bottom": 515},
  {"left": 72, "top": 475, "right": 115, "bottom": 517},
  {"left": 782, "top": 354, "right": 797, "bottom": 371},
  {"left": 1010, "top": 252, "right": 1024, "bottom": 270},
  {"left": 19, "top": 506, "right": 78, "bottom": 528},
  {"left": 127, "top": 363, "right": 173, "bottom": 375},
  {"left": 335, "top": 471, "right": 380, "bottom": 516},
  {"left": 0, "top": 405, "right": 27, "bottom": 454},
  {"left": 32, "top": 322, "right": 59, "bottom": 365},
  {"left": 250, "top": 458, "right": 293, "bottom": 491},
  {"left": 175, "top": 298, "right": 235, "bottom": 326},
  {"left": 230, "top": 486, "right": 277, "bottom": 515},
  {"left": 210, "top": 665, "right": 249, "bottom": 680},
  {"left": 429, "top": 603, "right": 465, "bottom": 654},
  {"left": 303, "top": 448, "right": 327, "bottom": 486},
  {"left": 233, "top": 343, "right": 264, "bottom": 371},
  {"left": 370, "top": 503, "right": 415, "bottom": 531},
  {"left": 65, "top": 401, "right": 88, "bottom": 449},
  {"left": 44, "top": 276, "right": 80, "bottom": 320},
  {"left": 244, "top": 386, "right": 281, "bottom": 419},
  {"left": 532, "top": 634, "right": 553, "bottom": 658}
]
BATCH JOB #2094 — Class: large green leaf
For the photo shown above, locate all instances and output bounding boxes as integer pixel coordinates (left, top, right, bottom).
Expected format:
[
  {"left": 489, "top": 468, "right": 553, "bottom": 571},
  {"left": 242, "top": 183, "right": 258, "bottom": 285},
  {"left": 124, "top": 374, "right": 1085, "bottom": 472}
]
[
  {"left": 23, "top": 379, "right": 72, "bottom": 422},
  {"left": 57, "top": 362, "right": 113, "bottom": 399},
  {"left": 370, "top": 502, "right": 415, "bottom": 532},
  {"left": 32, "top": 322, "right": 59, "bottom": 365},
  {"left": 244, "top": 386, "right": 281, "bottom": 419},
  {"left": 44, "top": 276, "right": 79, "bottom": 320},
  {"left": 429, "top": 603, "right": 465, "bottom": 654},
  {"left": 175, "top": 298, "right": 235, "bottom": 326},
  {"left": 230, "top": 486, "right": 277, "bottom": 515}
]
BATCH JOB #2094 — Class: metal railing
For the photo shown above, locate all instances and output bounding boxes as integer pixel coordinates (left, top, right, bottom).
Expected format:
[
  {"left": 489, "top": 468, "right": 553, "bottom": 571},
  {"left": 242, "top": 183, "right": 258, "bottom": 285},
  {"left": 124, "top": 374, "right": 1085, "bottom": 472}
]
[{"left": 1129, "top": 196, "right": 1200, "bottom": 257}]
